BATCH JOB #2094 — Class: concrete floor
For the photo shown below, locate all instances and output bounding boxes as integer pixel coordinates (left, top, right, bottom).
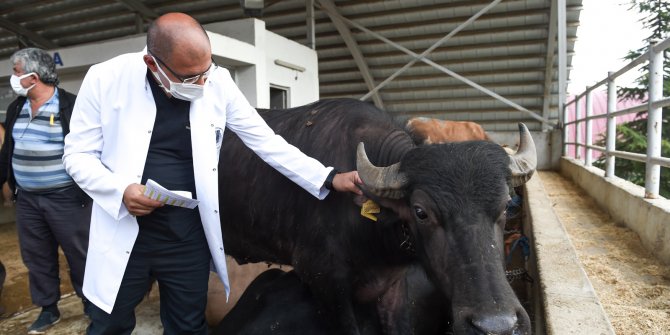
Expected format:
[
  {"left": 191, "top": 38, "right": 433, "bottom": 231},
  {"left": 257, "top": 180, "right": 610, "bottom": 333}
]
[
  {"left": 538, "top": 171, "right": 670, "bottom": 334},
  {"left": 0, "top": 205, "right": 162, "bottom": 335},
  {"left": 0, "top": 203, "right": 270, "bottom": 335},
  {"left": 0, "top": 292, "right": 162, "bottom": 335}
]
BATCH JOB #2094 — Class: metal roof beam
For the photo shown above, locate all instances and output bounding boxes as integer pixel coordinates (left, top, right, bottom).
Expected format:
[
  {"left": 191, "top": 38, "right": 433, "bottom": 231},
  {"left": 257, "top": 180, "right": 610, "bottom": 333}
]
[
  {"left": 321, "top": 0, "right": 557, "bottom": 128},
  {"left": 0, "top": 17, "right": 57, "bottom": 49},
  {"left": 268, "top": 0, "right": 495, "bottom": 22},
  {"left": 313, "top": 25, "right": 580, "bottom": 51},
  {"left": 316, "top": 0, "right": 384, "bottom": 109},
  {"left": 116, "top": 0, "right": 159, "bottom": 21},
  {"left": 269, "top": 5, "right": 578, "bottom": 33},
  {"left": 358, "top": 0, "right": 502, "bottom": 101},
  {"left": 319, "top": 53, "right": 570, "bottom": 72},
  {"left": 317, "top": 37, "right": 576, "bottom": 56}
]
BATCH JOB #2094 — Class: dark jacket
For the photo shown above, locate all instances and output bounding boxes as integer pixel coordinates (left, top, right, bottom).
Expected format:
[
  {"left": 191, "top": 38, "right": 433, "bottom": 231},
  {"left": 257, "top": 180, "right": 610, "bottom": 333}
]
[{"left": 0, "top": 87, "right": 77, "bottom": 194}]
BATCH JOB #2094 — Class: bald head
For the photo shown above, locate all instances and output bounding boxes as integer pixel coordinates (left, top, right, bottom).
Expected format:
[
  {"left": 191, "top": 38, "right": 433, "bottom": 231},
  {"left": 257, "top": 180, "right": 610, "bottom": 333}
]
[{"left": 147, "top": 12, "right": 210, "bottom": 64}]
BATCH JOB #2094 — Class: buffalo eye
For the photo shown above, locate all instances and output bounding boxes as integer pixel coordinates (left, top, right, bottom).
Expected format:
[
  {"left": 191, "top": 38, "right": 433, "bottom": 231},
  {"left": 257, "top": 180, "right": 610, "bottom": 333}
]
[{"left": 414, "top": 206, "right": 428, "bottom": 220}]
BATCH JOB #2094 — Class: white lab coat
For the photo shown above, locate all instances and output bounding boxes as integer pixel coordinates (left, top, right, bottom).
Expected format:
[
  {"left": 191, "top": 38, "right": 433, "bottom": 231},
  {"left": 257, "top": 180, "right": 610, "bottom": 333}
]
[{"left": 63, "top": 50, "right": 332, "bottom": 314}]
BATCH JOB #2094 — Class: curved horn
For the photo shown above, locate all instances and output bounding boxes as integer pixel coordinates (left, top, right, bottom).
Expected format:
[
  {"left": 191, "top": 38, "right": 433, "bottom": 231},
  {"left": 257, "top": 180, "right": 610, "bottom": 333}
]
[
  {"left": 356, "top": 142, "right": 408, "bottom": 199},
  {"left": 508, "top": 123, "right": 537, "bottom": 187}
]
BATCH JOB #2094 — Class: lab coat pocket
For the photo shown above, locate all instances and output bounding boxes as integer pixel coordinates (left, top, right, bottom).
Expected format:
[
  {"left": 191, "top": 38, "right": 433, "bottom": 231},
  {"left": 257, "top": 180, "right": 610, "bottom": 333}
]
[{"left": 89, "top": 204, "right": 119, "bottom": 253}]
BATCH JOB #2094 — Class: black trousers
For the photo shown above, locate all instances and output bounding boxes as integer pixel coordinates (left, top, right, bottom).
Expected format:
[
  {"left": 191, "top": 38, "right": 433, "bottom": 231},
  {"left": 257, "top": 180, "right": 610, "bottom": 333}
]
[
  {"left": 86, "top": 231, "right": 211, "bottom": 335},
  {"left": 15, "top": 186, "right": 91, "bottom": 307},
  {"left": 0, "top": 260, "right": 5, "bottom": 301}
]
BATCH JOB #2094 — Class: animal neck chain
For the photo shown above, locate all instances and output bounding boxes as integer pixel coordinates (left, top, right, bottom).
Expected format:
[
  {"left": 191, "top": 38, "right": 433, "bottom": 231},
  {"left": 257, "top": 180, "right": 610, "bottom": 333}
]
[{"left": 505, "top": 268, "right": 533, "bottom": 283}]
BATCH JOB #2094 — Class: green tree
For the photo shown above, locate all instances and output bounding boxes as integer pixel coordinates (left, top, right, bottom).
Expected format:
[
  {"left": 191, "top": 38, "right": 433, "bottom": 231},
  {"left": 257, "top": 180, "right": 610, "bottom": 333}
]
[{"left": 594, "top": 0, "right": 670, "bottom": 198}]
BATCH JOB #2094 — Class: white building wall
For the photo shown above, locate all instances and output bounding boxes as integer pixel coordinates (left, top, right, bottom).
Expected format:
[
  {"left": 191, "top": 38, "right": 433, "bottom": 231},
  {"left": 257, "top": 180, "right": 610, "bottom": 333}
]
[
  {"left": 205, "top": 18, "right": 319, "bottom": 108},
  {"left": 0, "top": 18, "right": 318, "bottom": 118},
  {"left": 265, "top": 32, "right": 320, "bottom": 107}
]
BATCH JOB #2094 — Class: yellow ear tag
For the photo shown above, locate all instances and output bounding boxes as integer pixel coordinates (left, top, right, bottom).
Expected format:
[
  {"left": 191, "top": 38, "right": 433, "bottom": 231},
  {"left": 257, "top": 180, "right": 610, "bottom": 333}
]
[
  {"left": 361, "top": 200, "right": 380, "bottom": 221},
  {"left": 49, "top": 113, "right": 54, "bottom": 126}
]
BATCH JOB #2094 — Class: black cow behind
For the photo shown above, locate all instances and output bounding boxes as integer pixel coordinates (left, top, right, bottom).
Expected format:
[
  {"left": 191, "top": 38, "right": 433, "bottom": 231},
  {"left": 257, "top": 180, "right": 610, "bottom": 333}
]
[
  {"left": 211, "top": 269, "right": 335, "bottom": 335},
  {"left": 212, "top": 267, "right": 448, "bottom": 335},
  {"left": 218, "top": 98, "right": 535, "bottom": 335}
]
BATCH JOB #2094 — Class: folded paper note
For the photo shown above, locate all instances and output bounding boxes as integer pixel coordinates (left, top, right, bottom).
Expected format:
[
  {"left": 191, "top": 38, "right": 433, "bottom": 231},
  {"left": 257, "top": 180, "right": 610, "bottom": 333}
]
[{"left": 143, "top": 179, "right": 199, "bottom": 209}]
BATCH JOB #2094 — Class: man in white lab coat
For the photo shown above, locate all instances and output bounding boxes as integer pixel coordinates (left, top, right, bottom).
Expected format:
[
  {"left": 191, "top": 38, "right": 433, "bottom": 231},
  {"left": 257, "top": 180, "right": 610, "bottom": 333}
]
[{"left": 63, "top": 12, "right": 362, "bottom": 334}]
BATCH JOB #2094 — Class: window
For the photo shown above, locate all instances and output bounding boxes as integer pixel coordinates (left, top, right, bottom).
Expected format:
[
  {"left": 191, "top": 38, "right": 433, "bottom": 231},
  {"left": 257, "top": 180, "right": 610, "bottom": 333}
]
[{"left": 270, "top": 86, "right": 288, "bottom": 109}]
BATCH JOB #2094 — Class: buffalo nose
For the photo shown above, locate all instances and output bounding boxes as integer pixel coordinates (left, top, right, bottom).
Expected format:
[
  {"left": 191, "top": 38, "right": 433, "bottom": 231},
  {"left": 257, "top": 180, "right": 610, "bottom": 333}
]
[{"left": 471, "top": 313, "right": 518, "bottom": 335}]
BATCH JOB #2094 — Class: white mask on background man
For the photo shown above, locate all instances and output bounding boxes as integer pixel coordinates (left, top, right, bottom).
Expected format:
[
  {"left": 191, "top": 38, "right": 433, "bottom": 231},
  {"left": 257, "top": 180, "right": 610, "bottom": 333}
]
[
  {"left": 10, "top": 72, "right": 36, "bottom": 97},
  {"left": 150, "top": 57, "right": 204, "bottom": 101}
]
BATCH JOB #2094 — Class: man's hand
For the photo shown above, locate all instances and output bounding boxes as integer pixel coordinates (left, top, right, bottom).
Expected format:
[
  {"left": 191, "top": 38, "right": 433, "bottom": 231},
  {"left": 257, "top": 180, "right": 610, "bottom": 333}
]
[
  {"left": 332, "top": 171, "right": 363, "bottom": 195},
  {"left": 123, "top": 183, "right": 164, "bottom": 216}
]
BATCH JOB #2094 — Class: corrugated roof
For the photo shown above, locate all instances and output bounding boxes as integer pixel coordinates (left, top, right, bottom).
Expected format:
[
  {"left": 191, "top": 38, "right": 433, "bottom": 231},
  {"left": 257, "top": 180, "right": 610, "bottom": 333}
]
[{"left": 0, "top": 0, "right": 582, "bottom": 131}]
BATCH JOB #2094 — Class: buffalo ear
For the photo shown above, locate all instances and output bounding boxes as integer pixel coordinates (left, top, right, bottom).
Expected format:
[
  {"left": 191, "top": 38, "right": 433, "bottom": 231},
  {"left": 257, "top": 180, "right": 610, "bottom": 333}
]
[{"left": 356, "top": 190, "right": 411, "bottom": 222}]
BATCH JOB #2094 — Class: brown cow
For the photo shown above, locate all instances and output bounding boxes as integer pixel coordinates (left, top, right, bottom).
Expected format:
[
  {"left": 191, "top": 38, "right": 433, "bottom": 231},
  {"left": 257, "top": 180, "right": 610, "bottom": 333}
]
[{"left": 405, "top": 117, "right": 490, "bottom": 144}]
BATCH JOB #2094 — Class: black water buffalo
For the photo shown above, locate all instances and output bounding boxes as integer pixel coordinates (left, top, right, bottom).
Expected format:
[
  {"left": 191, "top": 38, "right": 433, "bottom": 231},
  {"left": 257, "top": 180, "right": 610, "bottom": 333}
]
[
  {"left": 212, "top": 269, "right": 337, "bottom": 335},
  {"left": 218, "top": 98, "right": 535, "bottom": 335},
  {"left": 213, "top": 267, "right": 447, "bottom": 335}
]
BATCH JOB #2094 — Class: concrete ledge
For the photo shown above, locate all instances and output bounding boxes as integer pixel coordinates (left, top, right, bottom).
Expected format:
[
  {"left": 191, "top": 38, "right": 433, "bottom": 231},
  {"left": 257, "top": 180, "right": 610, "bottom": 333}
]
[
  {"left": 559, "top": 157, "right": 670, "bottom": 265},
  {"left": 524, "top": 174, "right": 615, "bottom": 335}
]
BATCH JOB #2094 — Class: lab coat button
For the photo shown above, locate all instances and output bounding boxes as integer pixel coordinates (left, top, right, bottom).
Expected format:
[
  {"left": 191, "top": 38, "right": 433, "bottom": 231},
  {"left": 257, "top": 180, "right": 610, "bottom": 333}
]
[
  {"left": 214, "top": 210, "right": 218, "bottom": 214},
  {"left": 148, "top": 130, "right": 152, "bottom": 133}
]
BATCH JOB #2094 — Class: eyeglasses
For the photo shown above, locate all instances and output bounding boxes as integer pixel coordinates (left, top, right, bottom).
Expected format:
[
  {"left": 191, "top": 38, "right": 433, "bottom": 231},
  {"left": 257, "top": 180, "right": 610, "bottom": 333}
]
[{"left": 151, "top": 53, "right": 217, "bottom": 84}]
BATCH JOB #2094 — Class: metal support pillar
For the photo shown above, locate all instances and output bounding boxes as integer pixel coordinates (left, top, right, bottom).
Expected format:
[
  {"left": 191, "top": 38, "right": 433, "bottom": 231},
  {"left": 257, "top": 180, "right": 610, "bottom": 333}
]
[
  {"left": 562, "top": 101, "right": 570, "bottom": 156},
  {"left": 306, "top": 0, "right": 315, "bottom": 49},
  {"left": 605, "top": 72, "right": 617, "bottom": 178},
  {"left": 542, "top": 0, "right": 558, "bottom": 131},
  {"left": 557, "top": 0, "right": 567, "bottom": 134},
  {"left": 585, "top": 89, "right": 593, "bottom": 166},
  {"left": 645, "top": 43, "right": 663, "bottom": 198},
  {"left": 575, "top": 96, "right": 582, "bottom": 159},
  {"left": 135, "top": 13, "right": 143, "bottom": 33}
]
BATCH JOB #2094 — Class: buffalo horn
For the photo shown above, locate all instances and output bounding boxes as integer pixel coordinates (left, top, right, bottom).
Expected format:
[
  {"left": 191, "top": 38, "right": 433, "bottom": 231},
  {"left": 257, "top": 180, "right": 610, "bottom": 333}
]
[
  {"left": 356, "top": 142, "right": 408, "bottom": 199},
  {"left": 508, "top": 123, "right": 537, "bottom": 187}
]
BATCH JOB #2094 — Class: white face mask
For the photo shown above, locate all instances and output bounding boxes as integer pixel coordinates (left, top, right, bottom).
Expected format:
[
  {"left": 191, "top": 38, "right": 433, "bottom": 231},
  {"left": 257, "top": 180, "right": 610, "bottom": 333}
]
[
  {"left": 10, "top": 72, "right": 36, "bottom": 97},
  {"left": 151, "top": 57, "right": 205, "bottom": 101}
]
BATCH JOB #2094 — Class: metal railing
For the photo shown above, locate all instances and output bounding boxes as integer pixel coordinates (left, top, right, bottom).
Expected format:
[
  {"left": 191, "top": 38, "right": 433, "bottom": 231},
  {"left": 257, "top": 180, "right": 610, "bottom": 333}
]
[{"left": 563, "top": 37, "right": 670, "bottom": 199}]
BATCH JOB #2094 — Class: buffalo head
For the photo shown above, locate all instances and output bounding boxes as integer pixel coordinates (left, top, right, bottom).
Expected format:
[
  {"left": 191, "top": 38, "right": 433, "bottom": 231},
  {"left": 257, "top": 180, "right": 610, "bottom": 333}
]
[{"left": 357, "top": 123, "right": 535, "bottom": 335}]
